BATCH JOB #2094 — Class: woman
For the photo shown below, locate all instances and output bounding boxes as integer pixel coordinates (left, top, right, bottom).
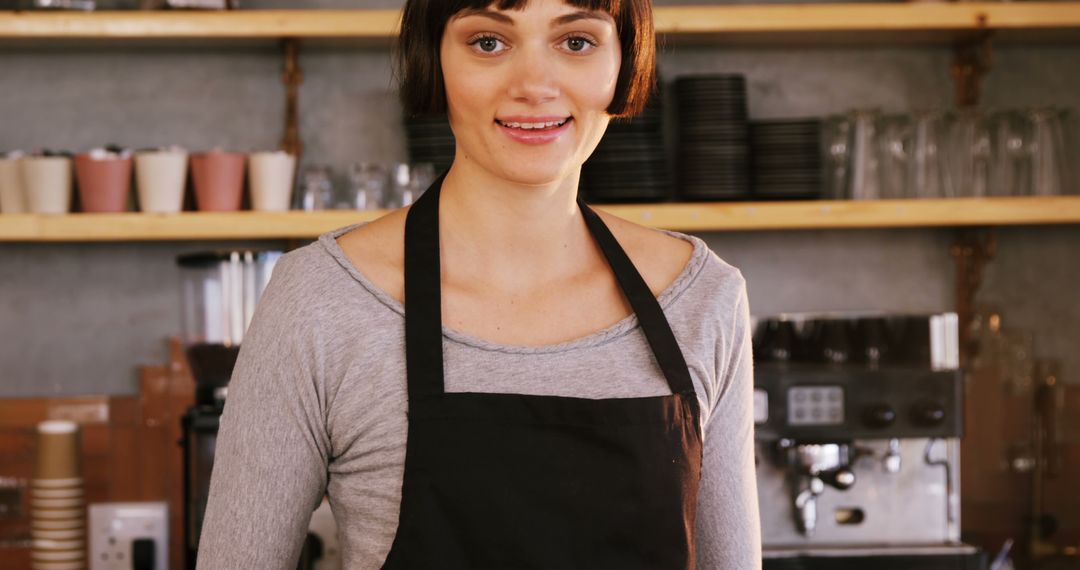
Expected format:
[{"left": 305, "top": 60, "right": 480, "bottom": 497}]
[{"left": 197, "top": 0, "right": 760, "bottom": 568}]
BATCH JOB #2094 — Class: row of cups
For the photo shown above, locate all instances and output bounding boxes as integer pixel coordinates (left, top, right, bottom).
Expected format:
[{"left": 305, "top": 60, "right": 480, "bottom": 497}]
[
  {"left": 0, "top": 147, "right": 297, "bottom": 215},
  {"left": 32, "top": 421, "right": 87, "bottom": 570}
]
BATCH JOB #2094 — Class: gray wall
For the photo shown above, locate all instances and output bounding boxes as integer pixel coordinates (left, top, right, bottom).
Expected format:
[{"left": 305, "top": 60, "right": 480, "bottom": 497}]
[{"left": 2, "top": 1, "right": 1078, "bottom": 396}]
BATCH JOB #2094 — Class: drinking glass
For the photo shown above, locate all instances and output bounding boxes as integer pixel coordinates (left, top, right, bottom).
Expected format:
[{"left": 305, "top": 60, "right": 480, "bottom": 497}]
[
  {"left": 908, "top": 110, "right": 950, "bottom": 199},
  {"left": 946, "top": 108, "right": 992, "bottom": 198},
  {"left": 849, "top": 109, "right": 882, "bottom": 200},
  {"left": 821, "top": 115, "right": 852, "bottom": 200},
  {"left": 347, "top": 163, "right": 388, "bottom": 210},
  {"left": 876, "top": 113, "right": 912, "bottom": 200},
  {"left": 298, "top": 164, "right": 335, "bottom": 211},
  {"left": 1027, "top": 107, "right": 1071, "bottom": 197},
  {"left": 989, "top": 110, "right": 1033, "bottom": 197},
  {"left": 387, "top": 162, "right": 437, "bottom": 208}
]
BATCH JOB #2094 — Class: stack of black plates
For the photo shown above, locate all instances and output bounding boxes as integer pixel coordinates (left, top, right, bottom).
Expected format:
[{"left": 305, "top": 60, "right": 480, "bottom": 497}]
[
  {"left": 581, "top": 93, "right": 669, "bottom": 203},
  {"left": 403, "top": 114, "right": 455, "bottom": 174},
  {"left": 674, "top": 74, "right": 751, "bottom": 200},
  {"left": 750, "top": 119, "right": 823, "bottom": 200}
]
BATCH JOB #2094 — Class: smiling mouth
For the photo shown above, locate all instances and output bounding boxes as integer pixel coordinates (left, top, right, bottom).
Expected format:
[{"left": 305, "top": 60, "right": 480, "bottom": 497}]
[{"left": 494, "top": 118, "right": 572, "bottom": 130}]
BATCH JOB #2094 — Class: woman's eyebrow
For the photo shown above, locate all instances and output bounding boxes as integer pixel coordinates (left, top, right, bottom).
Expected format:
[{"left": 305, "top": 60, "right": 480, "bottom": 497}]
[
  {"left": 551, "top": 10, "right": 612, "bottom": 26},
  {"left": 454, "top": 9, "right": 610, "bottom": 26},
  {"left": 455, "top": 8, "right": 514, "bottom": 25}
]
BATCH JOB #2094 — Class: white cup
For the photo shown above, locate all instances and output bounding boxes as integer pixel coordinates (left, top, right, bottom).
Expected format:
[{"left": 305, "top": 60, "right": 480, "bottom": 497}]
[
  {"left": 135, "top": 149, "right": 188, "bottom": 213},
  {"left": 0, "top": 154, "right": 27, "bottom": 214},
  {"left": 248, "top": 151, "right": 297, "bottom": 211},
  {"left": 22, "top": 156, "right": 72, "bottom": 215}
]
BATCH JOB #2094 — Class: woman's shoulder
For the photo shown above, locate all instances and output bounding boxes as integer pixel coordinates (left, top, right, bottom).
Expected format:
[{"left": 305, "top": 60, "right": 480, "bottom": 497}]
[
  {"left": 593, "top": 209, "right": 695, "bottom": 298},
  {"left": 594, "top": 208, "right": 745, "bottom": 302}
]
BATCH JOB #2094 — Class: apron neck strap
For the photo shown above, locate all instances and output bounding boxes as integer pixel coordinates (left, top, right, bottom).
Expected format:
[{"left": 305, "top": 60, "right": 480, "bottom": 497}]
[{"left": 404, "top": 172, "right": 695, "bottom": 399}]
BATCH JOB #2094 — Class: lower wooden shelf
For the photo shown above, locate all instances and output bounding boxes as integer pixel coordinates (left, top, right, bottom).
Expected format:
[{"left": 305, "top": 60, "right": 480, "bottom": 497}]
[{"left": 1, "top": 196, "right": 1079, "bottom": 242}]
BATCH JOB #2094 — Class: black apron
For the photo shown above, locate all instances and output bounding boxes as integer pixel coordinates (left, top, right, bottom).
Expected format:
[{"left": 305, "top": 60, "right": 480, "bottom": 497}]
[{"left": 381, "top": 173, "right": 704, "bottom": 570}]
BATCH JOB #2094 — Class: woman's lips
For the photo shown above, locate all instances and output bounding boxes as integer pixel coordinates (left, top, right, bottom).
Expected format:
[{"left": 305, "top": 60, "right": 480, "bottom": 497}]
[{"left": 495, "top": 117, "right": 573, "bottom": 145}]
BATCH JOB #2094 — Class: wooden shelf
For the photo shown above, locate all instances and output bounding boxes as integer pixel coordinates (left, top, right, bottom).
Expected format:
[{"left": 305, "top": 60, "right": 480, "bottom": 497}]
[
  {"left": 3, "top": 197, "right": 1079, "bottom": 242},
  {"left": 2, "top": 3, "right": 1080, "bottom": 46}
]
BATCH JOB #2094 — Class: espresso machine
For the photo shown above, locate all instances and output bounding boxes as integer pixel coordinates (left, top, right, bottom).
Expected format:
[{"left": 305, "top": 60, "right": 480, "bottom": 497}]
[{"left": 753, "top": 312, "right": 986, "bottom": 569}]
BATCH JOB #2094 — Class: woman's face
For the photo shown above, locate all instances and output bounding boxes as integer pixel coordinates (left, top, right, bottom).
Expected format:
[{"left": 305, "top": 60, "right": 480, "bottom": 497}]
[{"left": 440, "top": 0, "right": 622, "bottom": 186}]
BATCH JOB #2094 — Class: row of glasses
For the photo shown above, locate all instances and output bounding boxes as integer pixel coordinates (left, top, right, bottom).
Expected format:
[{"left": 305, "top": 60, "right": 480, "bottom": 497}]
[
  {"left": 823, "top": 107, "right": 1074, "bottom": 200},
  {"left": 298, "top": 162, "right": 436, "bottom": 211}
]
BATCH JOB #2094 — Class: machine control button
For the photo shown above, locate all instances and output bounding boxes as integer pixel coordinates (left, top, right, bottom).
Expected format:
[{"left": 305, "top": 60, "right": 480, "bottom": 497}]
[
  {"left": 863, "top": 404, "right": 896, "bottom": 428},
  {"left": 912, "top": 400, "right": 947, "bottom": 426}
]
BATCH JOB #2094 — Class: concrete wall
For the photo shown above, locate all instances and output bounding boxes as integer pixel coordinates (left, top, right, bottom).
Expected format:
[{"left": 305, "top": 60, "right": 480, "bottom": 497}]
[{"left": 1, "top": 0, "right": 1078, "bottom": 396}]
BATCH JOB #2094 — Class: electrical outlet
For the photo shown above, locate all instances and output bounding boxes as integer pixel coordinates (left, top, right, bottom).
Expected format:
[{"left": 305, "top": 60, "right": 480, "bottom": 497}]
[{"left": 89, "top": 502, "right": 168, "bottom": 570}]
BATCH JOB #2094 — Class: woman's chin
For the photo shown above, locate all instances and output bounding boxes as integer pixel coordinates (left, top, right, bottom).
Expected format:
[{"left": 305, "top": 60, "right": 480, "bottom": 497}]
[{"left": 492, "top": 161, "right": 580, "bottom": 188}]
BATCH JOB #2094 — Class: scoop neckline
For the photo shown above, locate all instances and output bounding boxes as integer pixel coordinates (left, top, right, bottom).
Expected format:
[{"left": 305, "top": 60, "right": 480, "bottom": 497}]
[{"left": 318, "top": 220, "right": 709, "bottom": 355}]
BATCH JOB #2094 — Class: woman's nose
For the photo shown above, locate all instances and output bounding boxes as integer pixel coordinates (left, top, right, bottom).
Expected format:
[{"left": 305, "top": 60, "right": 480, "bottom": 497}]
[{"left": 506, "top": 46, "right": 560, "bottom": 104}]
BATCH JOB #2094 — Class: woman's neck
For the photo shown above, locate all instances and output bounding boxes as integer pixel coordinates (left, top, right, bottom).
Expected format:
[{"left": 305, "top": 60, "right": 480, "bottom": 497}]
[{"left": 437, "top": 158, "right": 599, "bottom": 292}]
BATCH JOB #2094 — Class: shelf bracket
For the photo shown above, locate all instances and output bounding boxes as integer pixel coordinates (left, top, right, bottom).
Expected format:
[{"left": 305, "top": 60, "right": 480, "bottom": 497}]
[
  {"left": 950, "top": 229, "right": 997, "bottom": 367},
  {"left": 951, "top": 17, "right": 994, "bottom": 108},
  {"left": 281, "top": 37, "right": 304, "bottom": 158}
]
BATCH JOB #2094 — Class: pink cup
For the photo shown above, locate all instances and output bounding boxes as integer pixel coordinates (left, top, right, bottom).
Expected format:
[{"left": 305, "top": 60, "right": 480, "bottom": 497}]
[
  {"left": 191, "top": 151, "right": 246, "bottom": 212},
  {"left": 75, "top": 154, "right": 132, "bottom": 213}
]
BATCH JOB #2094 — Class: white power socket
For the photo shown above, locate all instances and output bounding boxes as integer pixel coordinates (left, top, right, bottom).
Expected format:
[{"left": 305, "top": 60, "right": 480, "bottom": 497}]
[{"left": 89, "top": 502, "right": 169, "bottom": 570}]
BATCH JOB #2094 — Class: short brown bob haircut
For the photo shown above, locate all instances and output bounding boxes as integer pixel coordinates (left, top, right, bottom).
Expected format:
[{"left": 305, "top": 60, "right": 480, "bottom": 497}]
[{"left": 396, "top": 0, "right": 656, "bottom": 119}]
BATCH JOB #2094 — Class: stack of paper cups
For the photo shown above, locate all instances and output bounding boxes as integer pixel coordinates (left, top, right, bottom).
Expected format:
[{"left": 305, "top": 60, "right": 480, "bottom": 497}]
[{"left": 32, "top": 420, "right": 86, "bottom": 570}]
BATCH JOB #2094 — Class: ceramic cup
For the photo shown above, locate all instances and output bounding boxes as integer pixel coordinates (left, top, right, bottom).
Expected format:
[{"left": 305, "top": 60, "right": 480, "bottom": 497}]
[
  {"left": 248, "top": 151, "right": 296, "bottom": 211},
  {"left": 0, "top": 152, "right": 27, "bottom": 214},
  {"left": 134, "top": 148, "right": 188, "bottom": 214},
  {"left": 75, "top": 151, "right": 132, "bottom": 213},
  {"left": 191, "top": 150, "right": 246, "bottom": 212},
  {"left": 22, "top": 156, "right": 73, "bottom": 214}
]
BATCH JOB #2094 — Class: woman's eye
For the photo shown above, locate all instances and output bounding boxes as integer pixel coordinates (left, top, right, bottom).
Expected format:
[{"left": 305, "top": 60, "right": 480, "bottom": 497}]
[
  {"left": 563, "top": 35, "right": 597, "bottom": 53},
  {"left": 468, "top": 35, "right": 506, "bottom": 54}
]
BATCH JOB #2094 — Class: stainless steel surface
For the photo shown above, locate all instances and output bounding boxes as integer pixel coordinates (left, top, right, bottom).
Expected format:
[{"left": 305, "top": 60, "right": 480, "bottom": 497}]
[{"left": 758, "top": 437, "right": 962, "bottom": 545}]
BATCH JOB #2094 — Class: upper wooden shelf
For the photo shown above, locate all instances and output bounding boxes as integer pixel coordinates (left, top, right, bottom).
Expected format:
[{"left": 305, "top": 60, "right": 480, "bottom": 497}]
[
  {"left": 2, "top": 3, "right": 1080, "bottom": 46},
  {"left": 2, "top": 196, "right": 1079, "bottom": 242}
]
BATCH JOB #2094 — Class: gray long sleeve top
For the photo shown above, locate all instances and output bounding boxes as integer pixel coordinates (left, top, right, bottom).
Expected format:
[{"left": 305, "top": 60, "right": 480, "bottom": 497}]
[{"left": 196, "top": 223, "right": 761, "bottom": 569}]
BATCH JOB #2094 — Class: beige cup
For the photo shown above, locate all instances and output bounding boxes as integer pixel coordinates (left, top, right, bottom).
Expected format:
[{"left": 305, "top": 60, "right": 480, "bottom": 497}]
[
  {"left": 0, "top": 153, "right": 27, "bottom": 214},
  {"left": 35, "top": 421, "right": 81, "bottom": 480},
  {"left": 248, "top": 151, "right": 296, "bottom": 211},
  {"left": 135, "top": 149, "right": 188, "bottom": 213},
  {"left": 22, "top": 156, "right": 73, "bottom": 214}
]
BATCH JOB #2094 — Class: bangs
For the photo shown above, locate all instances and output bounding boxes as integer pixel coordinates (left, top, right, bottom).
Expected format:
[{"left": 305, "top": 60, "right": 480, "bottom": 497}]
[{"left": 446, "top": 0, "right": 622, "bottom": 19}]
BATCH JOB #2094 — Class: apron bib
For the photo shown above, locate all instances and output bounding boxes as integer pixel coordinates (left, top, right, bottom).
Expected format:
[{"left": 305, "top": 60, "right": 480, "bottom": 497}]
[{"left": 381, "top": 173, "right": 703, "bottom": 570}]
